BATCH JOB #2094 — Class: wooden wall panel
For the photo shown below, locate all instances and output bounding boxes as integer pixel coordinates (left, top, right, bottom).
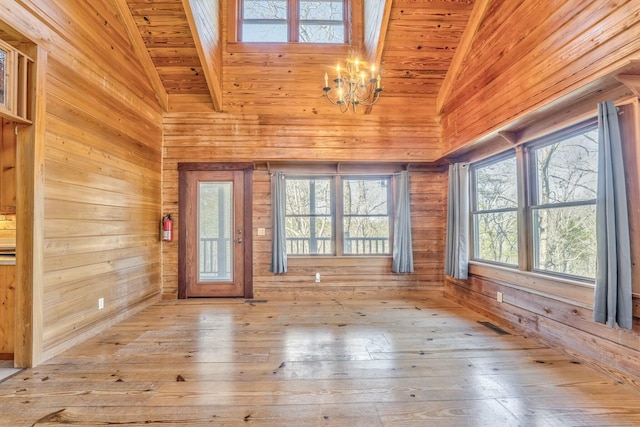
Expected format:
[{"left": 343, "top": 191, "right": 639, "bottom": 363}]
[
  {"left": 445, "top": 276, "right": 640, "bottom": 383},
  {"left": 161, "top": 110, "right": 446, "bottom": 297},
  {"left": 443, "top": 100, "right": 640, "bottom": 383},
  {"left": 2, "top": 0, "right": 163, "bottom": 363},
  {"left": 441, "top": 0, "right": 640, "bottom": 153}
]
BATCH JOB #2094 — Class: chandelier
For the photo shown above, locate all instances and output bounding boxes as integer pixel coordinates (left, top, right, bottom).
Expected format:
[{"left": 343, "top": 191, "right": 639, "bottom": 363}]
[{"left": 323, "top": 55, "right": 382, "bottom": 113}]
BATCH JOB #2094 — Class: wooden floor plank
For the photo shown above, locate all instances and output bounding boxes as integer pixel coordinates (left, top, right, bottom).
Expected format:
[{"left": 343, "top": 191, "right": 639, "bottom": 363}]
[{"left": 1, "top": 291, "right": 639, "bottom": 426}]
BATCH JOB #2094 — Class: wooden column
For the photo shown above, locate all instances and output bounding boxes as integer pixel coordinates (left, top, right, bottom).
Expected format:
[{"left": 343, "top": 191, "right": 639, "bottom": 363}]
[{"left": 14, "top": 45, "right": 46, "bottom": 368}]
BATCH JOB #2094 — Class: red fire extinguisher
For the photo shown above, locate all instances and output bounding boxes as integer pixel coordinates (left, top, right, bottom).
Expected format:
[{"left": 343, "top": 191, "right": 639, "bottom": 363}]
[{"left": 162, "top": 214, "right": 173, "bottom": 242}]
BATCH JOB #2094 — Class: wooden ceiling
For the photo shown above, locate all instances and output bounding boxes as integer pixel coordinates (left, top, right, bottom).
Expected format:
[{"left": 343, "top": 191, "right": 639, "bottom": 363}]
[{"left": 119, "top": 0, "right": 482, "bottom": 117}]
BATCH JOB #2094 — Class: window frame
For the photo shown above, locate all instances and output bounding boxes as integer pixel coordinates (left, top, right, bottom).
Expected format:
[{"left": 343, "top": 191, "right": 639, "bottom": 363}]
[
  {"left": 230, "top": 0, "right": 352, "bottom": 45},
  {"left": 0, "top": 37, "right": 33, "bottom": 123},
  {"left": 469, "top": 119, "right": 599, "bottom": 284},
  {"left": 284, "top": 173, "right": 393, "bottom": 257},
  {"left": 469, "top": 149, "right": 519, "bottom": 267},
  {"left": 525, "top": 119, "right": 599, "bottom": 281}
]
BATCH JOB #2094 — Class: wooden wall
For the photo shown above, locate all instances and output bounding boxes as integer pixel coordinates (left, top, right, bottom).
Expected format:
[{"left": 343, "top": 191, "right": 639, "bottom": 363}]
[
  {"left": 162, "top": 111, "right": 446, "bottom": 298},
  {"left": 441, "top": 0, "right": 640, "bottom": 154},
  {"left": 441, "top": 0, "right": 640, "bottom": 382},
  {"left": 1, "top": 0, "right": 163, "bottom": 364}
]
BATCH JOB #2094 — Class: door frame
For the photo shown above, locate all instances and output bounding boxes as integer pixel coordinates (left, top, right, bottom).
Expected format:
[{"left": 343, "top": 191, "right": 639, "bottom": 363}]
[{"left": 177, "top": 162, "right": 254, "bottom": 299}]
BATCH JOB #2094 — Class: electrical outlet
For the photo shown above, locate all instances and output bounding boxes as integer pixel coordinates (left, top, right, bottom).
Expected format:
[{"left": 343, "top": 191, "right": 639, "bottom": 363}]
[
  {"left": 496, "top": 292, "right": 503, "bottom": 303},
  {"left": 315, "top": 272, "right": 321, "bottom": 283},
  {"left": 98, "top": 297, "right": 105, "bottom": 310},
  {"left": 257, "top": 228, "right": 266, "bottom": 236}
]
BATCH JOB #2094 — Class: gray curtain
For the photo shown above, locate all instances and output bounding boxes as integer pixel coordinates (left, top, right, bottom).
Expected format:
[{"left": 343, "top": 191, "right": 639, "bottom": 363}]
[
  {"left": 392, "top": 170, "right": 413, "bottom": 273},
  {"left": 444, "top": 163, "right": 470, "bottom": 279},
  {"left": 594, "top": 101, "right": 632, "bottom": 329},
  {"left": 270, "top": 171, "right": 287, "bottom": 274}
]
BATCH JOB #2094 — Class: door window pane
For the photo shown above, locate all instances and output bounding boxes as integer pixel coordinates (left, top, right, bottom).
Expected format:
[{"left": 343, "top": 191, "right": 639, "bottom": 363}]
[{"left": 198, "top": 182, "right": 233, "bottom": 281}]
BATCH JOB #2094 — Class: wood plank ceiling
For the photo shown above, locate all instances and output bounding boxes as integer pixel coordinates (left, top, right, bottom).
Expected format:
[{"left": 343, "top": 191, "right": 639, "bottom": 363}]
[{"left": 120, "top": 0, "right": 479, "bottom": 117}]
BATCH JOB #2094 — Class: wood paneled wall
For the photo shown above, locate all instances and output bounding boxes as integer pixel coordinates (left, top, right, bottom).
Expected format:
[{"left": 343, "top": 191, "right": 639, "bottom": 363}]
[
  {"left": 162, "top": 111, "right": 445, "bottom": 297},
  {"left": 435, "top": 0, "right": 640, "bottom": 382},
  {"left": 1, "top": 0, "right": 163, "bottom": 364},
  {"left": 444, "top": 68, "right": 640, "bottom": 383},
  {"left": 441, "top": 0, "right": 640, "bottom": 153}
]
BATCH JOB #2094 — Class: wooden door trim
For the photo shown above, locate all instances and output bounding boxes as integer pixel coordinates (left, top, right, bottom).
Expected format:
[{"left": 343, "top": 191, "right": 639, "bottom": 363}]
[{"left": 177, "top": 162, "right": 254, "bottom": 299}]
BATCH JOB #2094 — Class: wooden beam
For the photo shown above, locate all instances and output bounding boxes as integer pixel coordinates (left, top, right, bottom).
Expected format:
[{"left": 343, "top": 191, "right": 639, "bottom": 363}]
[
  {"left": 363, "top": 0, "right": 393, "bottom": 115},
  {"left": 182, "top": 0, "right": 223, "bottom": 112},
  {"left": 114, "top": 0, "right": 169, "bottom": 112},
  {"left": 616, "top": 74, "right": 640, "bottom": 96},
  {"left": 436, "top": 0, "right": 491, "bottom": 114},
  {"left": 14, "top": 45, "right": 46, "bottom": 368}
]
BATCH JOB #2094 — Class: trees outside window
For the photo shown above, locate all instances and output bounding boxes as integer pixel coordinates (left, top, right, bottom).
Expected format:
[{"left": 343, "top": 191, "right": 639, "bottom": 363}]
[
  {"left": 285, "top": 175, "right": 391, "bottom": 255},
  {"left": 471, "top": 154, "right": 518, "bottom": 265},
  {"left": 343, "top": 178, "right": 391, "bottom": 255},
  {"left": 285, "top": 178, "right": 333, "bottom": 254},
  {"left": 469, "top": 121, "right": 599, "bottom": 281},
  {"left": 240, "top": 0, "right": 347, "bottom": 43},
  {"left": 530, "top": 125, "right": 598, "bottom": 278}
]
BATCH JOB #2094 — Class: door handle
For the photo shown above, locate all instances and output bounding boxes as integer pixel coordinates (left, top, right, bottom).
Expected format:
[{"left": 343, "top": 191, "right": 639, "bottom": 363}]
[{"left": 236, "top": 238, "right": 243, "bottom": 243}]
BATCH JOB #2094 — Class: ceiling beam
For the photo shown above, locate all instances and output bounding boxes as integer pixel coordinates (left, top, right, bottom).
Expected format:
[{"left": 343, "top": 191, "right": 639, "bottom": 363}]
[
  {"left": 182, "top": 0, "right": 223, "bottom": 112},
  {"left": 436, "top": 0, "right": 491, "bottom": 114},
  {"left": 114, "top": 0, "right": 169, "bottom": 111}
]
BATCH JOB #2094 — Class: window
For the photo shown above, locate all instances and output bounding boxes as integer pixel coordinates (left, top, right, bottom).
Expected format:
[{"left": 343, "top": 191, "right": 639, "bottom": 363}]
[
  {"left": 342, "top": 178, "right": 391, "bottom": 255},
  {"left": 285, "top": 177, "right": 333, "bottom": 254},
  {"left": 469, "top": 120, "right": 599, "bottom": 281},
  {"left": 285, "top": 175, "right": 392, "bottom": 255},
  {"left": 238, "top": 0, "right": 348, "bottom": 43},
  {"left": 529, "top": 123, "right": 598, "bottom": 278},
  {"left": 0, "top": 45, "right": 7, "bottom": 109},
  {"left": 0, "top": 38, "right": 32, "bottom": 122},
  {"left": 471, "top": 153, "right": 519, "bottom": 265}
]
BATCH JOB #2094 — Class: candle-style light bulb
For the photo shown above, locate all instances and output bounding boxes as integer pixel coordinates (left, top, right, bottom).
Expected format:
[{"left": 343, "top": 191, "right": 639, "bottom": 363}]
[
  {"left": 371, "top": 64, "right": 376, "bottom": 79},
  {"left": 337, "top": 64, "right": 341, "bottom": 79},
  {"left": 376, "top": 74, "right": 381, "bottom": 89},
  {"left": 324, "top": 72, "right": 329, "bottom": 88},
  {"left": 361, "top": 71, "right": 365, "bottom": 86}
]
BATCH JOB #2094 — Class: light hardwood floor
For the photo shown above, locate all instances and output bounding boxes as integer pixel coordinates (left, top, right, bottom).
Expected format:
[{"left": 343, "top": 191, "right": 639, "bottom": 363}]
[{"left": 1, "top": 291, "right": 639, "bottom": 426}]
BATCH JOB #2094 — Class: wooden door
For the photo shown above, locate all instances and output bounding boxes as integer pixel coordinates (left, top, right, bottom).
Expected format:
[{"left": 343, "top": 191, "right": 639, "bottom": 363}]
[{"left": 179, "top": 168, "right": 251, "bottom": 298}]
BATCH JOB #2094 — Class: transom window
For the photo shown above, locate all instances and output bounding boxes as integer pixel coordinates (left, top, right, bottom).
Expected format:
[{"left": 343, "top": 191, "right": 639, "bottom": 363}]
[
  {"left": 239, "top": 0, "right": 348, "bottom": 43},
  {"left": 469, "top": 120, "right": 599, "bottom": 280},
  {"left": 285, "top": 175, "right": 392, "bottom": 255}
]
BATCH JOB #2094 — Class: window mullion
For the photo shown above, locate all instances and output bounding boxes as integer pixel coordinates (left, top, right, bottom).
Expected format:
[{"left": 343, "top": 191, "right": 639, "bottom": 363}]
[
  {"left": 335, "top": 176, "right": 343, "bottom": 256},
  {"left": 289, "top": 0, "right": 299, "bottom": 42},
  {"left": 516, "top": 145, "right": 531, "bottom": 272}
]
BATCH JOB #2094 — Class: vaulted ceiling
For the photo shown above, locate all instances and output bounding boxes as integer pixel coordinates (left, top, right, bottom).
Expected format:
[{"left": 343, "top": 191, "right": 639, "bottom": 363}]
[{"left": 117, "top": 0, "right": 486, "bottom": 117}]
